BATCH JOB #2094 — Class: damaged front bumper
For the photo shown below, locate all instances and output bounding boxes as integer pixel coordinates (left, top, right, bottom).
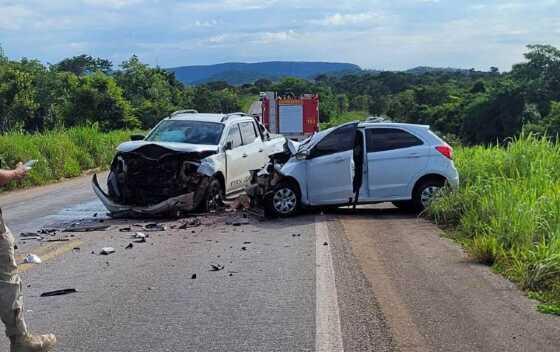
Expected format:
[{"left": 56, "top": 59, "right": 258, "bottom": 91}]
[
  {"left": 92, "top": 174, "right": 198, "bottom": 217},
  {"left": 91, "top": 142, "right": 222, "bottom": 217},
  {"left": 246, "top": 156, "right": 291, "bottom": 210}
]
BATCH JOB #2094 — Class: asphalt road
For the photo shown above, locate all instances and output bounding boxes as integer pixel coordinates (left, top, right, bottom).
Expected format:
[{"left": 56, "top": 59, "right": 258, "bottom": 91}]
[{"left": 0, "top": 177, "right": 558, "bottom": 351}]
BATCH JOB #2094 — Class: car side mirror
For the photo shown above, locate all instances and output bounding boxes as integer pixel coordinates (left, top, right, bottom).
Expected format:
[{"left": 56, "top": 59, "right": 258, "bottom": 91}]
[
  {"left": 224, "top": 141, "right": 233, "bottom": 151},
  {"left": 130, "top": 134, "right": 145, "bottom": 141},
  {"left": 296, "top": 150, "right": 309, "bottom": 160}
]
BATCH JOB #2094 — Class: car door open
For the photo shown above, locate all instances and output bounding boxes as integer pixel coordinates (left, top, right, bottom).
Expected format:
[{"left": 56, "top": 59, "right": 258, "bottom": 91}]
[{"left": 306, "top": 122, "right": 358, "bottom": 205}]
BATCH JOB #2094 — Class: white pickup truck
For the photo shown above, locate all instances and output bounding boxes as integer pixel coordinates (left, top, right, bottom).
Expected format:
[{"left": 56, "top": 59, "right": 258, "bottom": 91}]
[{"left": 92, "top": 110, "right": 286, "bottom": 217}]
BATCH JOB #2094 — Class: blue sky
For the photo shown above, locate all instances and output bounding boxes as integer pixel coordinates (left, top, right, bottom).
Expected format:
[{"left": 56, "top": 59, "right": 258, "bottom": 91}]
[{"left": 0, "top": 0, "right": 559, "bottom": 71}]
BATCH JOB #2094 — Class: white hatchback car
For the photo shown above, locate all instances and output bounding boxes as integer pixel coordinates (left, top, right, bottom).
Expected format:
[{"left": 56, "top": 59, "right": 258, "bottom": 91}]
[{"left": 247, "top": 121, "right": 459, "bottom": 217}]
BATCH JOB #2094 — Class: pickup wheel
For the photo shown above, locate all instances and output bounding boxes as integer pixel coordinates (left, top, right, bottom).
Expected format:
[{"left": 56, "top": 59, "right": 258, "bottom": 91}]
[
  {"left": 202, "top": 177, "right": 224, "bottom": 212},
  {"left": 265, "top": 182, "right": 300, "bottom": 218}
]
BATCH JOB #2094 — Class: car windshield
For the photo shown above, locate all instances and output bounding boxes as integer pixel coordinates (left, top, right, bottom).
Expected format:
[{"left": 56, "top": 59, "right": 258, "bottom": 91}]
[
  {"left": 298, "top": 126, "right": 337, "bottom": 152},
  {"left": 146, "top": 120, "right": 224, "bottom": 145}
]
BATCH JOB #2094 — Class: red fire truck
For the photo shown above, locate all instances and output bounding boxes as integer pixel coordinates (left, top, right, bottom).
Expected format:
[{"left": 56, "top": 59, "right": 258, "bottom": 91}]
[{"left": 260, "top": 92, "right": 319, "bottom": 140}]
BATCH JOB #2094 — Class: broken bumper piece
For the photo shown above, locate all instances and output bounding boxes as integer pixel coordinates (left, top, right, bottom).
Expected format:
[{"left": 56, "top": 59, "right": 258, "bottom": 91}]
[{"left": 92, "top": 174, "right": 196, "bottom": 217}]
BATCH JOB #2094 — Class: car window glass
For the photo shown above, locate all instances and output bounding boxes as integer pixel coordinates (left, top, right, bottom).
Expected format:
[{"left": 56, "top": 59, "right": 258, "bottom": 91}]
[
  {"left": 146, "top": 120, "right": 224, "bottom": 145},
  {"left": 366, "top": 128, "right": 423, "bottom": 153},
  {"left": 226, "top": 125, "right": 243, "bottom": 149},
  {"left": 311, "top": 124, "right": 355, "bottom": 158},
  {"left": 240, "top": 122, "right": 259, "bottom": 145}
]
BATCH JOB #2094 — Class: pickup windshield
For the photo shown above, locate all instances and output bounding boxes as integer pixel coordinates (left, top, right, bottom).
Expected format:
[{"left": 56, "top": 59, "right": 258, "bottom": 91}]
[{"left": 146, "top": 120, "right": 225, "bottom": 145}]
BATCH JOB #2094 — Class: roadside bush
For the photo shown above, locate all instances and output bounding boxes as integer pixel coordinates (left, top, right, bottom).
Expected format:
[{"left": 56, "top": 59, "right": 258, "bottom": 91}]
[
  {"left": 0, "top": 127, "right": 131, "bottom": 191},
  {"left": 428, "top": 134, "right": 560, "bottom": 313},
  {"left": 466, "top": 236, "right": 503, "bottom": 266}
]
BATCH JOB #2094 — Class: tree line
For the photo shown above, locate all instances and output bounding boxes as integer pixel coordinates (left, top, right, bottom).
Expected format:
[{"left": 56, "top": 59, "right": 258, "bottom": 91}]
[
  {"left": 242, "top": 44, "right": 560, "bottom": 145},
  {"left": 1, "top": 44, "right": 559, "bottom": 145},
  {"left": 0, "top": 49, "right": 243, "bottom": 132}
]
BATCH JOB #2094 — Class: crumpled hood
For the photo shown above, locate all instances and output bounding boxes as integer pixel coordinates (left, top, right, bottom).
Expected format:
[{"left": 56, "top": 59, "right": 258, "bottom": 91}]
[
  {"left": 285, "top": 139, "right": 300, "bottom": 155},
  {"left": 117, "top": 141, "right": 218, "bottom": 154}
]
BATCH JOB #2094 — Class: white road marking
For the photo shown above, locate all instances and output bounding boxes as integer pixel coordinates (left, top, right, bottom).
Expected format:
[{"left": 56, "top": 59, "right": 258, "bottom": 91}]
[{"left": 315, "top": 216, "right": 344, "bottom": 352}]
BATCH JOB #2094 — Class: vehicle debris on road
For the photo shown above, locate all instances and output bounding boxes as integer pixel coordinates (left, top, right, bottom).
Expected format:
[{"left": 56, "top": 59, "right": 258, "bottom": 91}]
[
  {"left": 62, "top": 221, "right": 110, "bottom": 232},
  {"left": 23, "top": 254, "right": 42, "bottom": 264},
  {"left": 144, "top": 223, "right": 166, "bottom": 232},
  {"left": 100, "top": 247, "right": 116, "bottom": 255},
  {"left": 40, "top": 289, "right": 77, "bottom": 297},
  {"left": 225, "top": 215, "right": 250, "bottom": 226},
  {"left": 178, "top": 217, "right": 201, "bottom": 229},
  {"left": 210, "top": 264, "right": 225, "bottom": 271}
]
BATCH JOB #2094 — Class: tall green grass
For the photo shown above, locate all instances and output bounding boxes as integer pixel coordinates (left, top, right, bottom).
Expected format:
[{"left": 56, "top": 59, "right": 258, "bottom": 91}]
[
  {"left": 428, "top": 134, "right": 560, "bottom": 312},
  {"left": 0, "top": 127, "right": 131, "bottom": 191}
]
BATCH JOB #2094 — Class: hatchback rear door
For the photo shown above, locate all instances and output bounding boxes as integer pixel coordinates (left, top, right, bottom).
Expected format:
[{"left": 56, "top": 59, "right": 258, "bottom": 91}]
[
  {"left": 306, "top": 122, "right": 358, "bottom": 205},
  {"left": 365, "top": 127, "right": 430, "bottom": 200}
]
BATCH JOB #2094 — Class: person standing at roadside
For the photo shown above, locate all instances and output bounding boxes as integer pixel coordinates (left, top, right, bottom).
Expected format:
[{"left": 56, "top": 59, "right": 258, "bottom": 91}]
[{"left": 0, "top": 163, "right": 56, "bottom": 352}]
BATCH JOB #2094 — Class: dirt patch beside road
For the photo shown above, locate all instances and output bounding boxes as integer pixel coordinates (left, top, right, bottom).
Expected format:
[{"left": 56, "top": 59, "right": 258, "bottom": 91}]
[{"left": 335, "top": 205, "right": 560, "bottom": 352}]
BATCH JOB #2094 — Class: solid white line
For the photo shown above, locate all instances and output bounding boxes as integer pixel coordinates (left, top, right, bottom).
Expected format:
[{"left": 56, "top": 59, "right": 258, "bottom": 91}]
[{"left": 315, "top": 216, "right": 344, "bottom": 352}]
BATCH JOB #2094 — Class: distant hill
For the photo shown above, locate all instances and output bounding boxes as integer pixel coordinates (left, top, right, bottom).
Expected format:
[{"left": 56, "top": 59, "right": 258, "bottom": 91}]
[{"left": 167, "top": 61, "right": 362, "bottom": 85}]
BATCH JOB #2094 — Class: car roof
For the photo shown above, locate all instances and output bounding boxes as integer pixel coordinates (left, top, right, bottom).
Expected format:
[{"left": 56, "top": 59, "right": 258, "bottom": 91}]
[
  {"left": 167, "top": 112, "right": 254, "bottom": 124},
  {"left": 358, "top": 121, "right": 430, "bottom": 130}
]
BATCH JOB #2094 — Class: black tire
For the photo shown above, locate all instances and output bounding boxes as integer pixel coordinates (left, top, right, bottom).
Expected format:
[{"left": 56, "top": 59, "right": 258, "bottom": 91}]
[
  {"left": 264, "top": 182, "right": 300, "bottom": 218},
  {"left": 412, "top": 179, "right": 445, "bottom": 212},
  {"left": 201, "top": 177, "right": 224, "bottom": 212},
  {"left": 391, "top": 200, "right": 415, "bottom": 212}
]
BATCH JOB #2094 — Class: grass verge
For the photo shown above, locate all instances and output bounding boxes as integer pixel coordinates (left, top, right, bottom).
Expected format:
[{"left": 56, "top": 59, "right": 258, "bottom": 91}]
[
  {"left": 427, "top": 134, "right": 560, "bottom": 314},
  {"left": 0, "top": 127, "right": 132, "bottom": 191}
]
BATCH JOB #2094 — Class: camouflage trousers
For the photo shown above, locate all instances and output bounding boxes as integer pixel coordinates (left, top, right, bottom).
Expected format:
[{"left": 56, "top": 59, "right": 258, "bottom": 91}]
[{"left": 0, "top": 210, "right": 28, "bottom": 338}]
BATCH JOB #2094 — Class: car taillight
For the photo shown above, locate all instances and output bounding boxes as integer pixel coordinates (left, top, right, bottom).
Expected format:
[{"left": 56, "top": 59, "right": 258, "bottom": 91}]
[{"left": 436, "top": 145, "right": 453, "bottom": 160}]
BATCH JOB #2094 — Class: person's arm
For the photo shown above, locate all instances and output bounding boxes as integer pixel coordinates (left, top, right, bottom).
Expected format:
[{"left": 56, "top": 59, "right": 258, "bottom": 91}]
[{"left": 0, "top": 163, "right": 27, "bottom": 186}]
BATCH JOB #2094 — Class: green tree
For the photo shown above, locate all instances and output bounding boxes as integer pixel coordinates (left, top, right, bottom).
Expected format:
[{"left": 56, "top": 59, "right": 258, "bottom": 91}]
[
  {"left": 67, "top": 72, "right": 138, "bottom": 130},
  {"left": 115, "top": 55, "right": 190, "bottom": 127},
  {"left": 542, "top": 101, "right": 560, "bottom": 138},
  {"left": 336, "top": 94, "right": 349, "bottom": 114},
  {"left": 461, "top": 83, "right": 525, "bottom": 144},
  {"left": 54, "top": 54, "right": 113, "bottom": 76},
  {"left": 350, "top": 95, "right": 369, "bottom": 112}
]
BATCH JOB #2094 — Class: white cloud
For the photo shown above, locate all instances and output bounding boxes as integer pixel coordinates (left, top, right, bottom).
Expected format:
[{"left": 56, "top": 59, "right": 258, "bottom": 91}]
[
  {"left": 202, "top": 30, "right": 297, "bottom": 46},
  {"left": 180, "top": 0, "right": 278, "bottom": 11},
  {"left": 0, "top": 4, "right": 35, "bottom": 30},
  {"left": 254, "top": 30, "right": 297, "bottom": 44},
  {"left": 311, "top": 12, "right": 384, "bottom": 27},
  {"left": 82, "top": 0, "right": 143, "bottom": 9}
]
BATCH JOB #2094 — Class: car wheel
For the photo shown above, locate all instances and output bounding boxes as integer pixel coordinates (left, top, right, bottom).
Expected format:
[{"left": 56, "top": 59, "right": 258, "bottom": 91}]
[
  {"left": 265, "top": 182, "right": 299, "bottom": 218},
  {"left": 202, "top": 177, "right": 224, "bottom": 212},
  {"left": 412, "top": 179, "right": 444, "bottom": 212}
]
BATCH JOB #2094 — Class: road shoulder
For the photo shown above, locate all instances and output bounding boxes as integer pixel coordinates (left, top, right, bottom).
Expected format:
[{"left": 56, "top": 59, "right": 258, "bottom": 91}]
[{"left": 337, "top": 206, "right": 560, "bottom": 352}]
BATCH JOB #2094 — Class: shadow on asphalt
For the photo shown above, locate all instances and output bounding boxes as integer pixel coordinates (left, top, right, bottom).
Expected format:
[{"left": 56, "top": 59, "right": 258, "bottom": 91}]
[
  {"left": 249, "top": 203, "right": 420, "bottom": 232},
  {"left": 324, "top": 205, "right": 419, "bottom": 220}
]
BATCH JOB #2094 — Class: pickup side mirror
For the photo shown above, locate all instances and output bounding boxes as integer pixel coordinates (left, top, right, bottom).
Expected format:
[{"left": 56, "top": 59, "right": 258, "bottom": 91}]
[
  {"left": 224, "top": 141, "right": 233, "bottom": 151},
  {"left": 130, "top": 134, "right": 145, "bottom": 141}
]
